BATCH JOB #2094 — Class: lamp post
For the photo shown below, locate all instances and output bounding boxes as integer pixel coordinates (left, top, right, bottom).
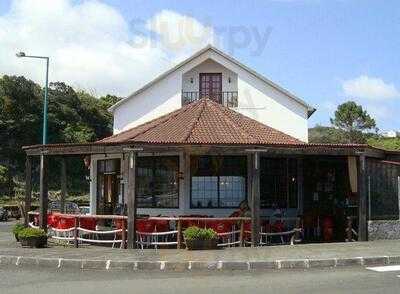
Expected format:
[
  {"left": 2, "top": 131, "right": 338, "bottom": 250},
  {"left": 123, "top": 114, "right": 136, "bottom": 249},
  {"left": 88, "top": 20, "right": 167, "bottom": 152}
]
[
  {"left": 16, "top": 52, "right": 49, "bottom": 145},
  {"left": 17, "top": 52, "right": 50, "bottom": 230}
]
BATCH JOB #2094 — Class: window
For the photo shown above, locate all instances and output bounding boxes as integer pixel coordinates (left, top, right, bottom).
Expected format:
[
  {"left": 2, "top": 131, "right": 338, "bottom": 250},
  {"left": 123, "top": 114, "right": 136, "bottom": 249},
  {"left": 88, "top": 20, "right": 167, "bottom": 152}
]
[
  {"left": 136, "top": 156, "right": 179, "bottom": 208},
  {"left": 190, "top": 156, "right": 247, "bottom": 208},
  {"left": 260, "top": 158, "right": 298, "bottom": 208}
]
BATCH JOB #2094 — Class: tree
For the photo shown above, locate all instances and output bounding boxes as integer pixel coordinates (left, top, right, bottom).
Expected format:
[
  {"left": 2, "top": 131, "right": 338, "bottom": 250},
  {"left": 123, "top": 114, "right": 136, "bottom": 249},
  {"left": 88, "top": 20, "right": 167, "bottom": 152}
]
[
  {"left": 99, "top": 94, "right": 121, "bottom": 110},
  {"left": 0, "top": 75, "right": 115, "bottom": 196},
  {"left": 368, "top": 137, "right": 400, "bottom": 151},
  {"left": 0, "top": 165, "right": 9, "bottom": 195},
  {"left": 309, "top": 125, "right": 347, "bottom": 144},
  {"left": 330, "top": 101, "right": 376, "bottom": 143}
]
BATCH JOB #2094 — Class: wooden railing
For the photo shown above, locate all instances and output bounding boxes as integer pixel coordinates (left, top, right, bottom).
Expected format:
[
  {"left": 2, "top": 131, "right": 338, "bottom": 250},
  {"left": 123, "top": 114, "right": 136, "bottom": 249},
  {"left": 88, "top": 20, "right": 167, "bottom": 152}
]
[{"left": 182, "top": 91, "right": 238, "bottom": 107}]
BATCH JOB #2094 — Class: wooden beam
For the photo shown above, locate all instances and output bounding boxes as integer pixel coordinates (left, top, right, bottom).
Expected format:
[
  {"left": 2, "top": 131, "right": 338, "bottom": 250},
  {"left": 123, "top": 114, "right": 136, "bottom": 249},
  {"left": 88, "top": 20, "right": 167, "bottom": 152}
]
[
  {"left": 24, "top": 143, "right": 387, "bottom": 158},
  {"left": 358, "top": 154, "right": 368, "bottom": 241},
  {"left": 126, "top": 151, "right": 137, "bottom": 249},
  {"left": 39, "top": 154, "right": 48, "bottom": 232},
  {"left": 24, "top": 156, "right": 32, "bottom": 226},
  {"left": 297, "top": 157, "right": 304, "bottom": 215},
  {"left": 251, "top": 152, "right": 260, "bottom": 247},
  {"left": 60, "top": 158, "right": 67, "bottom": 213}
]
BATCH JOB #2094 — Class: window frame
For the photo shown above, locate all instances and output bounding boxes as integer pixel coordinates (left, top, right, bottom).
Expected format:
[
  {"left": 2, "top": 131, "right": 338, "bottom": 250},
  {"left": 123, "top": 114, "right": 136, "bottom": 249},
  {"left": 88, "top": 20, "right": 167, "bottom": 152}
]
[
  {"left": 260, "top": 157, "right": 298, "bottom": 209},
  {"left": 136, "top": 155, "right": 180, "bottom": 209},
  {"left": 190, "top": 155, "right": 247, "bottom": 209}
]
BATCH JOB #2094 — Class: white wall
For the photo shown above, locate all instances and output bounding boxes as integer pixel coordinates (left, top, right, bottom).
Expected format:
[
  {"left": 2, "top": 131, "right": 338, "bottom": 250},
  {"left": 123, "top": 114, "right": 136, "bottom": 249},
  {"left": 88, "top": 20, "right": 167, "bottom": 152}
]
[
  {"left": 206, "top": 51, "right": 309, "bottom": 142},
  {"left": 112, "top": 49, "right": 309, "bottom": 142},
  {"left": 182, "top": 59, "right": 237, "bottom": 93},
  {"left": 113, "top": 71, "right": 182, "bottom": 133}
]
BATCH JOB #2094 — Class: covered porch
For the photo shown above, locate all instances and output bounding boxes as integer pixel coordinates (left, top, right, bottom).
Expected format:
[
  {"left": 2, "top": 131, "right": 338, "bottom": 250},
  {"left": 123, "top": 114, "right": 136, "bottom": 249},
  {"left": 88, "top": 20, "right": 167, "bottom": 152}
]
[
  {"left": 23, "top": 142, "right": 382, "bottom": 249},
  {"left": 22, "top": 99, "right": 386, "bottom": 249}
]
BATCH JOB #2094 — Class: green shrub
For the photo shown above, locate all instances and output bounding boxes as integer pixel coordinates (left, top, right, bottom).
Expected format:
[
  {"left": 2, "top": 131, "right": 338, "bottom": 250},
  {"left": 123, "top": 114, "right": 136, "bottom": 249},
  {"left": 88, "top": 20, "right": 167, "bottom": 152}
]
[
  {"left": 12, "top": 223, "right": 25, "bottom": 236},
  {"left": 183, "top": 226, "right": 217, "bottom": 241},
  {"left": 18, "top": 228, "right": 46, "bottom": 239}
]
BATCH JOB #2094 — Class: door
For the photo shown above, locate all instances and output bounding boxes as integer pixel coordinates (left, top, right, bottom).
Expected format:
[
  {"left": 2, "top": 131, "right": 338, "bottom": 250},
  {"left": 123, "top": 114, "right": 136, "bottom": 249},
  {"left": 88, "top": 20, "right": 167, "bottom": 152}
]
[
  {"left": 199, "top": 73, "right": 222, "bottom": 103},
  {"left": 96, "top": 159, "right": 121, "bottom": 215}
]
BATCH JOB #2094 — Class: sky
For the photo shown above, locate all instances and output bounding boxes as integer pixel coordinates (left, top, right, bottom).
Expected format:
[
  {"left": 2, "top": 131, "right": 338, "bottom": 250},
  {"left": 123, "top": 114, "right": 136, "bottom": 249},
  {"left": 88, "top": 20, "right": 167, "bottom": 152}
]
[{"left": 0, "top": 0, "right": 399, "bottom": 131}]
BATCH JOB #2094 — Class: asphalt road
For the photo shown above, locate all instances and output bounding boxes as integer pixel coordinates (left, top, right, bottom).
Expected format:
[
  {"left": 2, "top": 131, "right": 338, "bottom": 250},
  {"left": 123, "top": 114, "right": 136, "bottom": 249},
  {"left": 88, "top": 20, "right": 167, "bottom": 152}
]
[{"left": 1, "top": 266, "right": 400, "bottom": 294}]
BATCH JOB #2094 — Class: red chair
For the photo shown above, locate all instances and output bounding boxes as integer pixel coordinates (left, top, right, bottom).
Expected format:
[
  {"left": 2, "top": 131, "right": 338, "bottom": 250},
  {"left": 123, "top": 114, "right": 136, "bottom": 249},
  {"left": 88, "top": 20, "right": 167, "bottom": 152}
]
[
  {"left": 205, "top": 220, "right": 235, "bottom": 246},
  {"left": 154, "top": 219, "right": 170, "bottom": 232},
  {"left": 272, "top": 220, "right": 285, "bottom": 233},
  {"left": 181, "top": 215, "right": 209, "bottom": 229},
  {"left": 80, "top": 217, "right": 97, "bottom": 231},
  {"left": 57, "top": 216, "right": 75, "bottom": 229},
  {"left": 113, "top": 219, "right": 127, "bottom": 230},
  {"left": 136, "top": 219, "right": 157, "bottom": 249},
  {"left": 136, "top": 219, "right": 156, "bottom": 233},
  {"left": 47, "top": 214, "right": 60, "bottom": 228}
]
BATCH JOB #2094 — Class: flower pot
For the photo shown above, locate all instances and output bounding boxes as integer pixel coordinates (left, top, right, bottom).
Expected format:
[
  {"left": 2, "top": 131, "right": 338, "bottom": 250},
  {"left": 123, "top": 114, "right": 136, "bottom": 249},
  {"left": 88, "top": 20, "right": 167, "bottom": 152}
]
[
  {"left": 185, "top": 238, "right": 218, "bottom": 250},
  {"left": 20, "top": 236, "right": 47, "bottom": 248}
]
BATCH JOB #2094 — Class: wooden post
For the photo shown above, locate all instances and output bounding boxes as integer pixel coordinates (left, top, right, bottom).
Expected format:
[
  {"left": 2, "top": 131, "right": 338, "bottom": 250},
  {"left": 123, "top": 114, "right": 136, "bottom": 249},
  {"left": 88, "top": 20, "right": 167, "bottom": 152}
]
[
  {"left": 24, "top": 156, "right": 32, "bottom": 226},
  {"left": 358, "top": 154, "right": 368, "bottom": 241},
  {"left": 127, "top": 151, "right": 137, "bottom": 249},
  {"left": 121, "top": 219, "right": 126, "bottom": 249},
  {"left": 297, "top": 158, "right": 304, "bottom": 215},
  {"left": 294, "top": 217, "right": 301, "bottom": 242},
  {"left": 239, "top": 220, "right": 245, "bottom": 247},
  {"left": 39, "top": 154, "right": 48, "bottom": 232},
  {"left": 177, "top": 219, "right": 182, "bottom": 249},
  {"left": 251, "top": 152, "right": 260, "bottom": 247},
  {"left": 345, "top": 216, "right": 353, "bottom": 242},
  {"left": 74, "top": 216, "right": 79, "bottom": 248},
  {"left": 60, "top": 158, "right": 67, "bottom": 213}
]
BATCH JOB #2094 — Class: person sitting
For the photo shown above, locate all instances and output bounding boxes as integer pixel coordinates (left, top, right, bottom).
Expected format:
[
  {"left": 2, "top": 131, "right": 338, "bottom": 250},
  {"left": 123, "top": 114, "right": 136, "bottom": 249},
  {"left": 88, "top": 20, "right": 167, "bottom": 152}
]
[{"left": 230, "top": 200, "right": 251, "bottom": 217}]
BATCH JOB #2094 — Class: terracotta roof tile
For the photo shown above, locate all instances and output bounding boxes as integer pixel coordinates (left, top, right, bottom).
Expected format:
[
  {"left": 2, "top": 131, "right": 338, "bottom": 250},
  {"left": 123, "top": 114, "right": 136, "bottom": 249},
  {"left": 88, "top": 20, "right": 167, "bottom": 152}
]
[{"left": 98, "top": 98, "right": 306, "bottom": 145}]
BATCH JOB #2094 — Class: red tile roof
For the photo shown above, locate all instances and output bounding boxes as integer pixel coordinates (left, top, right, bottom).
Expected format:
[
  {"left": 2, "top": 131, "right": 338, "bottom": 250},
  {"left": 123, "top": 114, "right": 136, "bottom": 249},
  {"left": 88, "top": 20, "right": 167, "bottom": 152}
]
[{"left": 98, "top": 98, "right": 304, "bottom": 145}]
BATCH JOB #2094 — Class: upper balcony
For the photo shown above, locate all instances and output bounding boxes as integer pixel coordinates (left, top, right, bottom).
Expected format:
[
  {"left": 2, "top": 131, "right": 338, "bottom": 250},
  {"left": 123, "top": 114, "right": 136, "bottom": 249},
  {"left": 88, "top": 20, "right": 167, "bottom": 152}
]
[
  {"left": 182, "top": 58, "right": 238, "bottom": 108},
  {"left": 182, "top": 91, "right": 238, "bottom": 107}
]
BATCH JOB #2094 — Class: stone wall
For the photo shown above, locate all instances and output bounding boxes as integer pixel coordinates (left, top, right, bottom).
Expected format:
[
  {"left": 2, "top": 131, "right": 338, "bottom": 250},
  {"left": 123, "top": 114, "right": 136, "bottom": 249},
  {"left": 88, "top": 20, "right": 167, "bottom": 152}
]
[{"left": 368, "top": 220, "right": 400, "bottom": 240}]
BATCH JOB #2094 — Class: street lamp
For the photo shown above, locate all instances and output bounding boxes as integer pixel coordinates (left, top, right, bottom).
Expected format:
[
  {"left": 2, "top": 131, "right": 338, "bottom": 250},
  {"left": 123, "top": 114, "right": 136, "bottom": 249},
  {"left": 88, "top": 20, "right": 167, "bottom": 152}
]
[{"left": 16, "top": 52, "right": 49, "bottom": 145}]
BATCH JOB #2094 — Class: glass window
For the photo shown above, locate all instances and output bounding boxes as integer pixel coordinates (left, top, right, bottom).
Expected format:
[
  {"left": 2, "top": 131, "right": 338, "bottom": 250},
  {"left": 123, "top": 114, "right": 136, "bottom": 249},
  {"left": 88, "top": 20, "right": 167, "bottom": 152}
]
[
  {"left": 260, "top": 158, "right": 298, "bottom": 208},
  {"left": 190, "top": 156, "right": 247, "bottom": 208},
  {"left": 136, "top": 156, "right": 179, "bottom": 208}
]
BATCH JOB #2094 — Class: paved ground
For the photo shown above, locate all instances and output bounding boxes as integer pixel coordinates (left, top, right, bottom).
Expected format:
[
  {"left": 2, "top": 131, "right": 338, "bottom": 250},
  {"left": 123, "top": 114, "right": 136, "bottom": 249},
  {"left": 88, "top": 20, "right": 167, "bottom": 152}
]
[
  {"left": 2, "top": 265, "right": 400, "bottom": 294},
  {"left": 1, "top": 220, "right": 400, "bottom": 263}
]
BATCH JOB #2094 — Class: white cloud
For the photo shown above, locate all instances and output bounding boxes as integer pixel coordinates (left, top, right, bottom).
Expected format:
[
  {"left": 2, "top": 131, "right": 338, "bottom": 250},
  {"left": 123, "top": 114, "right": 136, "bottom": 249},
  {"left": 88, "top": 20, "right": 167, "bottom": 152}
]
[
  {"left": 146, "top": 10, "right": 216, "bottom": 55},
  {"left": 0, "top": 1, "right": 216, "bottom": 96},
  {"left": 342, "top": 75, "right": 400, "bottom": 101}
]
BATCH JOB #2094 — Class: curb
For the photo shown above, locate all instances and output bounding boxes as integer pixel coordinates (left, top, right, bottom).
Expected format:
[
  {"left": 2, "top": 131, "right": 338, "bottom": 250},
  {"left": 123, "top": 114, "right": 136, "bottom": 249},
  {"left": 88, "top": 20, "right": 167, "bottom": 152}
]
[{"left": 0, "top": 255, "right": 399, "bottom": 272}]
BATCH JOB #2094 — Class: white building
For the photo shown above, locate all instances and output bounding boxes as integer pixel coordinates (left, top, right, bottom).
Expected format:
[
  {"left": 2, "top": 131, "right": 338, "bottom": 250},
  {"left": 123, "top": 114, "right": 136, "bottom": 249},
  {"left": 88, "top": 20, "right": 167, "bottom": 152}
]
[
  {"left": 23, "top": 45, "right": 400, "bottom": 244},
  {"left": 110, "top": 45, "right": 315, "bottom": 142},
  {"left": 382, "top": 130, "right": 399, "bottom": 138}
]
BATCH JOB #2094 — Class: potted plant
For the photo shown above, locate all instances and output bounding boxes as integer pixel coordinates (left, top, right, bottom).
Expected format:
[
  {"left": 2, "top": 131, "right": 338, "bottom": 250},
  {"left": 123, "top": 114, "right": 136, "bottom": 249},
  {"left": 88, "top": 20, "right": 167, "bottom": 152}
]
[
  {"left": 18, "top": 227, "right": 47, "bottom": 248},
  {"left": 183, "top": 226, "right": 218, "bottom": 250},
  {"left": 12, "top": 223, "right": 25, "bottom": 242}
]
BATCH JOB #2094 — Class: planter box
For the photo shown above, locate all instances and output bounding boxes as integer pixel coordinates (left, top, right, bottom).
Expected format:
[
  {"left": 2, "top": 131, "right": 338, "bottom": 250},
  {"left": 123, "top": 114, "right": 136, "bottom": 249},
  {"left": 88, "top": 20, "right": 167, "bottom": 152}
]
[
  {"left": 185, "top": 238, "right": 218, "bottom": 250},
  {"left": 20, "top": 236, "right": 47, "bottom": 248}
]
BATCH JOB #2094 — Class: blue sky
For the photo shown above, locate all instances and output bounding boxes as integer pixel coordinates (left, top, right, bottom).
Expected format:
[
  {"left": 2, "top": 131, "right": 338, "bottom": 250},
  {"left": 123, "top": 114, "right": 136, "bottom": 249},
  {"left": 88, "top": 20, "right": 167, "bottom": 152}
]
[{"left": 1, "top": 0, "right": 399, "bottom": 131}]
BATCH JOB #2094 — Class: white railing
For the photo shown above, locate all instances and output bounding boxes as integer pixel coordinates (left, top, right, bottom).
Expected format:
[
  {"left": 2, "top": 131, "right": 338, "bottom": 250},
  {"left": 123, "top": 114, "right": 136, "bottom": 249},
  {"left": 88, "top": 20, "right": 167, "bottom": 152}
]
[{"left": 27, "top": 212, "right": 302, "bottom": 249}]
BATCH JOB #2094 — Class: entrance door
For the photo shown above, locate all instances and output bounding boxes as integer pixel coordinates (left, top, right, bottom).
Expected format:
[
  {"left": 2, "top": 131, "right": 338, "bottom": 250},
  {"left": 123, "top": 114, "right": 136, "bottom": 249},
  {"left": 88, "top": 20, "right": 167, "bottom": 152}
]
[
  {"left": 199, "top": 73, "right": 222, "bottom": 103},
  {"left": 96, "top": 159, "right": 121, "bottom": 215}
]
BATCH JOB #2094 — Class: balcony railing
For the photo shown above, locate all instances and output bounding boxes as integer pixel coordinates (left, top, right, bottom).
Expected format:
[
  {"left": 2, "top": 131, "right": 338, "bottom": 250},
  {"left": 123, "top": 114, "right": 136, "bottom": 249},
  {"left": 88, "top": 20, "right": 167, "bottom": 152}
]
[{"left": 182, "top": 91, "right": 238, "bottom": 107}]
